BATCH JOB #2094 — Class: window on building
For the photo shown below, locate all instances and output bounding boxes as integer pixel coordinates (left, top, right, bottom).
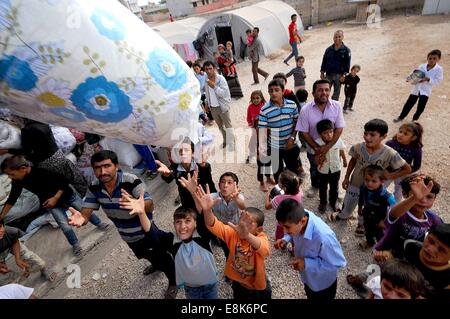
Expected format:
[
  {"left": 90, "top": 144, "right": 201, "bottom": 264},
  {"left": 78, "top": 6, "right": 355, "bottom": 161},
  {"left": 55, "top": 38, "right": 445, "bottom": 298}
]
[{"left": 193, "top": 1, "right": 197, "bottom": 7}]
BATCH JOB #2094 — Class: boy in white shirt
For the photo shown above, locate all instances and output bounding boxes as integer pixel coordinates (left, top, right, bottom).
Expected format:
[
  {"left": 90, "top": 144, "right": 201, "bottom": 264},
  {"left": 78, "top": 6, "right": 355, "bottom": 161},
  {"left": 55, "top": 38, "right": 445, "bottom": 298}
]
[
  {"left": 314, "top": 120, "right": 347, "bottom": 214},
  {"left": 394, "top": 49, "right": 444, "bottom": 122}
]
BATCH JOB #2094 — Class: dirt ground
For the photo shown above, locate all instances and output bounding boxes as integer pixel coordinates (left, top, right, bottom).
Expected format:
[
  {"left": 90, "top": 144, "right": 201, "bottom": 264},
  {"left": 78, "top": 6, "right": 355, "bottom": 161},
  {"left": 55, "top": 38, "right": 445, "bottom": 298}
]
[{"left": 65, "top": 13, "right": 450, "bottom": 299}]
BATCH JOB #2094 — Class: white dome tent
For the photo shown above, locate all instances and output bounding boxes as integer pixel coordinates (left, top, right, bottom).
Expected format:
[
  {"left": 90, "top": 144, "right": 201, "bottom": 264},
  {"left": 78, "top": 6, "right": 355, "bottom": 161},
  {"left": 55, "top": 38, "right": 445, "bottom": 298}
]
[
  {"left": 152, "top": 17, "right": 207, "bottom": 61},
  {"left": 198, "top": 0, "right": 303, "bottom": 61}
]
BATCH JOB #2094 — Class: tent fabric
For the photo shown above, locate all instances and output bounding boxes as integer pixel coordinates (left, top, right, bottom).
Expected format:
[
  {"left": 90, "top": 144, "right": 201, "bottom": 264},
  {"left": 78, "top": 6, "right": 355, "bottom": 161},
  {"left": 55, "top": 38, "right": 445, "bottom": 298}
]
[
  {"left": 152, "top": 17, "right": 207, "bottom": 61},
  {"left": 198, "top": 0, "right": 302, "bottom": 60}
]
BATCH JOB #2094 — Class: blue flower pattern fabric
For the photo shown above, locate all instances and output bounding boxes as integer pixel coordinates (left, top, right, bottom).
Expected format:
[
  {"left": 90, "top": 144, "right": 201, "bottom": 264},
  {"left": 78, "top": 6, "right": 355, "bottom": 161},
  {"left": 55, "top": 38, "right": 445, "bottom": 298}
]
[
  {"left": 70, "top": 76, "right": 132, "bottom": 122},
  {"left": 0, "top": 55, "right": 38, "bottom": 91},
  {"left": 146, "top": 48, "right": 188, "bottom": 92},
  {"left": 91, "top": 8, "right": 126, "bottom": 41},
  {"left": 0, "top": 0, "right": 200, "bottom": 147}
]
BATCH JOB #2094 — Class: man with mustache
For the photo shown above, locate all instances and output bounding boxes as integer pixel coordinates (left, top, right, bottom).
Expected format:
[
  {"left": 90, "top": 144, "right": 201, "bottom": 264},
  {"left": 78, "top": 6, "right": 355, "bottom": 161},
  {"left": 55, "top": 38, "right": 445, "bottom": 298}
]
[{"left": 68, "top": 150, "right": 178, "bottom": 299}]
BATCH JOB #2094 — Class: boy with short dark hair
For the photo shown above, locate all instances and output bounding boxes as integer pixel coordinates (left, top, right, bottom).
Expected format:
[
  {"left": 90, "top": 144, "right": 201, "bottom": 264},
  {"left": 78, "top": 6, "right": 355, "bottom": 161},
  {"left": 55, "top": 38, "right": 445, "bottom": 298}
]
[
  {"left": 193, "top": 184, "right": 271, "bottom": 299},
  {"left": 332, "top": 119, "right": 411, "bottom": 235},
  {"left": 258, "top": 78, "right": 303, "bottom": 183},
  {"left": 120, "top": 191, "right": 219, "bottom": 299},
  {"left": 274, "top": 199, "right": 346, "bottom": 300},
  {"left": 394, "top": 49, "right": 444, "bottom": 122},
  {"left": 366, "top": 258, "right": 428, "bottom": 299},
  {"left": 357, "top": 165, "right": 396, "bottom": 249},
  {"left": 374, "top": 174, "right": 443, "bottom": 259},
  {"left": 404, "top": 223, "right": 450, "bottom": 299},
  {"left": 315, "top": 119, "right": 347, "bottom": 214}
]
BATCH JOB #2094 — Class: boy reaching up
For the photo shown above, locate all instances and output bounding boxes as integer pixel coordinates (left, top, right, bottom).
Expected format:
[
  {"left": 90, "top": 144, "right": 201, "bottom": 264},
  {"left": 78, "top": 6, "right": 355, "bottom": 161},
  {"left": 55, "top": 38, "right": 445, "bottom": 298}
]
[{"left": 192, "top": 184, "right": 271, "bottom": 299}]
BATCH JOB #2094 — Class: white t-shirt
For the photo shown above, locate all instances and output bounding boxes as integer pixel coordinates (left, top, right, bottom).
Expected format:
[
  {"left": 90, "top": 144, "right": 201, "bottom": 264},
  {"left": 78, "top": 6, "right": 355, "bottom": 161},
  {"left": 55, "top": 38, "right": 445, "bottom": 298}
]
[
  {"left": 207, "top": 85, "right": 220, "bottom": 108},
  {"left": 314, "top": 137, "right": 345, "bottom": 174},
  {"left": 0, "top": 284, "right": 34, "bottom": 299}
]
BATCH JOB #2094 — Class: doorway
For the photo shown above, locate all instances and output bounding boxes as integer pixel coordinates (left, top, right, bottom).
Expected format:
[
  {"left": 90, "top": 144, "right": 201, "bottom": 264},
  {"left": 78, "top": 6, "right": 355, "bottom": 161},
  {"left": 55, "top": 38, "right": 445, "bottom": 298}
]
[{"left": 215, "top": 26, "right": 235, "bottom": 55}]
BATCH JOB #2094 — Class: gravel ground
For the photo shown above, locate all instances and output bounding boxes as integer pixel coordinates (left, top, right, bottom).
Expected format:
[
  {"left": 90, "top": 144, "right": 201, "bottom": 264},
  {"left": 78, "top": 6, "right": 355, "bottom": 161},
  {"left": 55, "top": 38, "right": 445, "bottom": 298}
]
[{"left": 65, "top": 13, "right": 450, "bottom": 299}]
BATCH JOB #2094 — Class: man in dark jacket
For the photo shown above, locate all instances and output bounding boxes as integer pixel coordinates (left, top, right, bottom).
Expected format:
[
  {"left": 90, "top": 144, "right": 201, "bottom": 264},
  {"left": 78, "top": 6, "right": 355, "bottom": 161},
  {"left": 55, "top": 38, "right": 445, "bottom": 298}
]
[{"left": 320, "top": 30, "right": 351, "bottom": 101}]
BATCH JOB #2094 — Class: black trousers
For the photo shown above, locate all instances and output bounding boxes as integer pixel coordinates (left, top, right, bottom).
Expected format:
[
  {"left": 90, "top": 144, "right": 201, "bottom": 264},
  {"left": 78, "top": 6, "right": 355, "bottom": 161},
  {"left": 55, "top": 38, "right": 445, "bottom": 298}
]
[
  {"left": 344, "top": 93, "right": 356, "bottom": 110},
  {"left": 306, "top": 152, "right": 320, "bottom": 189},
  {"left": 399, "top": 94, "right": 429, "bottom": 121},
  {"left": 268, "top": 145, "right": 302, "bottom": 183},
  {"left": 318, "top": 171, "right": 340, "bottom": 207},
  {"left": 363, "top": 214, "right": 385, "bottom": 246},
  {"left": 304, "top": 279, "right": 337, "bottom": 300},
  {"left": 232, "top": 278, "right": 272, "bottom": 299},
  {"left": 127, "top": 224, "right": 176, "bottom": 286}
]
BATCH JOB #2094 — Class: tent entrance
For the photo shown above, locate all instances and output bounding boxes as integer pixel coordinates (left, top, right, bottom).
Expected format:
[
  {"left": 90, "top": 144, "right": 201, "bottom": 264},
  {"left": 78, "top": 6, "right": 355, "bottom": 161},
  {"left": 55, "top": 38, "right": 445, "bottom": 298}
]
[{"left": 215, "top": 26, "right": 234, "bottom": 54}]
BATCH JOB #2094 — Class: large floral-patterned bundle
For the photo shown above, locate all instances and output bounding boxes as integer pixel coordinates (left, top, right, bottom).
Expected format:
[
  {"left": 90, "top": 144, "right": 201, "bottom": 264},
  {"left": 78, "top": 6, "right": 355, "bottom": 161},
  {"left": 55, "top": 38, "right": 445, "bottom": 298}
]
[{"left": 0, "top": 0, "right": 200, "bottom": 146}]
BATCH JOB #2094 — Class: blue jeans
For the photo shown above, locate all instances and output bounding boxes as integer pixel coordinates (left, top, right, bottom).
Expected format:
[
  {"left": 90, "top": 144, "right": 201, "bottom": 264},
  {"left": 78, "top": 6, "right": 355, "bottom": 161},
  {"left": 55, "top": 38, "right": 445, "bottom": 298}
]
[
  {"left": 48, "top": 192, "right": 102, "bottom": 246},
  {"left": 284, "top": 41, "right": 299, "bottom": 63},
  {"left": 184, "top": 282, "right": 219, "bottom": 299}
]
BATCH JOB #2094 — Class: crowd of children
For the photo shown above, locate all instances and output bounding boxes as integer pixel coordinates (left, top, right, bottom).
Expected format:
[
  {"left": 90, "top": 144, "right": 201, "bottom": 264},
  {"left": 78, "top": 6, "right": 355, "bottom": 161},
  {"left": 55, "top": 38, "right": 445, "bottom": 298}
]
[{"left": 0, "top": 30, "right": 447, "bottom": 301}]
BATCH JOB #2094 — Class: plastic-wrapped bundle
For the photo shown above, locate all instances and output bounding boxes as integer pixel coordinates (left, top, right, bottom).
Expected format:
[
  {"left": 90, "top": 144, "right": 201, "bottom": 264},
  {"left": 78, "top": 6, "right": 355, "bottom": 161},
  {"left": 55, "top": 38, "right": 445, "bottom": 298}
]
[{"left": 0, "top": 0, "right": 200, "bottom": 147}]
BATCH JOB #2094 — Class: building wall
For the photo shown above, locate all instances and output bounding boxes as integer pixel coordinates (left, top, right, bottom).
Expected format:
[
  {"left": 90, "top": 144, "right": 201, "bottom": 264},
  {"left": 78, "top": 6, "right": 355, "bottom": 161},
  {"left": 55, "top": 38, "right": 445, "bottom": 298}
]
[
  {"left": 284, "top": 0, "right": 424, "bottom": 26},
  {"left": 194, "top": 0, "right": 239, "bottom": 14},
  {"left": 166, "top": 0, "right": 193, "bottom": 17}
]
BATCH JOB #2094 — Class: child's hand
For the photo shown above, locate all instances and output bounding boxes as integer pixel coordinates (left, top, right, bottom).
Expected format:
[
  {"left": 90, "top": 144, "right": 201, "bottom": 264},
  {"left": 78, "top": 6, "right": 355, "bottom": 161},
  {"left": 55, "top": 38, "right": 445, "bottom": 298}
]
[
  {"left": 179, "top": 170, "right": 199, "bottom": 194},
  {"left": 289, "top": 257, "right": 305, "bottom": 271},
  {"left": 119, "top": 189, "right": 146, "bottom": 216},
  {"left": 342, "top": 178, "right": 349, "bottom": 190},
  {"left": 409, "top": 174, "right": 433, "bottom": 201},
  {"left": 373, "top": 250, "right": 393, "bottom": 263},
  {"left": 419, "top": 76, "right": 430, "bottom": 83},
  {"left": 228, "top": 211, "right": 252, "bottom": 240},
  {"left": 274, "top": 239, "right": 287, "bottom": 250},
  {"left": 230, "top": 182, "right": 241, "bottom": 200},
  {"left": 193, "top": 184, "right": 220, "bottom": 212},
  {"left": 155, "top": 160, "right": 171, "bottom": 175},
  {"left": 15, "top": 258, "right": 30, "bottom": 271},
  {"left": 377, "top": 220, "right": 385, "bottom": 229}
]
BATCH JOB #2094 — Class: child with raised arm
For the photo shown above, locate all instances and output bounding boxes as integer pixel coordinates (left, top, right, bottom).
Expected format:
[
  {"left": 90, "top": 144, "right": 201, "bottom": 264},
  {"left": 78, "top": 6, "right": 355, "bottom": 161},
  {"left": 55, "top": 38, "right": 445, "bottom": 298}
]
[
  {"left": 119, "top": 188, "right": 219, "bottom": 299},
  {"left": 274, "top": 199, "right": 346, "bottom": 300},
  {"left": 193, "top": 184, "right": 272, "bottom": 299},
  {"left": 374, "top": 174, "right": 443, "bottom": 260}
]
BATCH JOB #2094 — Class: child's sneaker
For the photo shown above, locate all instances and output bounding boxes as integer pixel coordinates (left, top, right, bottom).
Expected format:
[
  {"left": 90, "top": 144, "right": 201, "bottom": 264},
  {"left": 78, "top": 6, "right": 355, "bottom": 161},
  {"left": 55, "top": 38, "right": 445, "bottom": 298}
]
[{"left": 354, "top": 225, "right": 365, "bottom": 237}]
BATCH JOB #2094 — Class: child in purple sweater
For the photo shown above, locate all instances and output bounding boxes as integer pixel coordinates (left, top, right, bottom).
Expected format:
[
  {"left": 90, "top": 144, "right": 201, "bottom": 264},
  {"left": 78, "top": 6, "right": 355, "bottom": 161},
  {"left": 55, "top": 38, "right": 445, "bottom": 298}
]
[{"left": 385, "top": 122, "right": 423, "bottom": 201}]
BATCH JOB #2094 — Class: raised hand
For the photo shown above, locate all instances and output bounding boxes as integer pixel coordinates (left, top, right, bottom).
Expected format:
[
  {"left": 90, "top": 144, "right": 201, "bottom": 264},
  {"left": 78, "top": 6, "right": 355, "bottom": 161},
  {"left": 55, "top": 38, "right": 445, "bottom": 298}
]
[
  {"left": 409, "top": 174, "right": 433, "bottom": 201},
  {"left": 179, "top": 170, "right": 198, "bottom": 194},
  {"left": 274, "top": 239, "right": 287, "bottom": 250},
  {"left": 193, "top": 184, "right": 220, "bottom": 212},
  {"left": 119, "top": 189, "right": 145, "bottom": 216},
  {"left": 230, "top": 181, "right": 241, "bottom": 199},
  {"left": 155, "top": 160, "right": 171, "bottom": 175},
  {"left": 228, "top": 211, "right": 252, "bottom": 240},
  {"left": 68, "top": 207, "right": 86, "bottom": 227},
  {"left": 0, "top": 262, "right": 10, "bottom": 273}
]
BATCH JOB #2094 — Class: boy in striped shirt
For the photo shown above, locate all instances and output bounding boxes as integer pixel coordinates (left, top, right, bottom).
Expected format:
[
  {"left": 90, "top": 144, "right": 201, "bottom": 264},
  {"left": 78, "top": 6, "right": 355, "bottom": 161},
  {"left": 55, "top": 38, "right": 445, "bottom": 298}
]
[{"left": 258, "top": 78, "right": 302, "bottom": 183}]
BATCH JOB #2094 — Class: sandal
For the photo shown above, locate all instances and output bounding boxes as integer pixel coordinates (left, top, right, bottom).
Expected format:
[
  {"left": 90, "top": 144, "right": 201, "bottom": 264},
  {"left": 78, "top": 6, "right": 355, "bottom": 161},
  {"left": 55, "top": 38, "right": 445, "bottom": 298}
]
[
  {"left": 328, "top": 212, "right": 342, "bottom": 222},
  {"left": 42, "top": 269, "right": 58, "bottom": 282}
]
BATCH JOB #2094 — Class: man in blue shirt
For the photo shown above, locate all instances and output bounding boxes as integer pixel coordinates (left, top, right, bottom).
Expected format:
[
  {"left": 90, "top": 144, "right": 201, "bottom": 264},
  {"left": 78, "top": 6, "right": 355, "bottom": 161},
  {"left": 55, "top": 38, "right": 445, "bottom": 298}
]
[
  {"left": 320, "top": 30, "right": 351, "bottom": 101},
  {"left": 274, "top": 199, "right": 346, "bottom": 299}
]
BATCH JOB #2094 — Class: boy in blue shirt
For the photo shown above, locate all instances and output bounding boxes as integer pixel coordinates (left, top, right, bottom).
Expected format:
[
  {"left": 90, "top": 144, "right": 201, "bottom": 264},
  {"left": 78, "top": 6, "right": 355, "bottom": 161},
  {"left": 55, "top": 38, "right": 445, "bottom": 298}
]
[{"left": 274, "top": 199, "right": 346, "bottom": 299}]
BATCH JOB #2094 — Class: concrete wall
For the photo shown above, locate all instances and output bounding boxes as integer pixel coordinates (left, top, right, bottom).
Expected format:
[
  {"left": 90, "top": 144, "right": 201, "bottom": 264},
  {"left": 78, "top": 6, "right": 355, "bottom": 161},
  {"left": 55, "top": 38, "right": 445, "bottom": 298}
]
[{"left": 284, "top": 0, "right": 424, "bottom": 26}]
